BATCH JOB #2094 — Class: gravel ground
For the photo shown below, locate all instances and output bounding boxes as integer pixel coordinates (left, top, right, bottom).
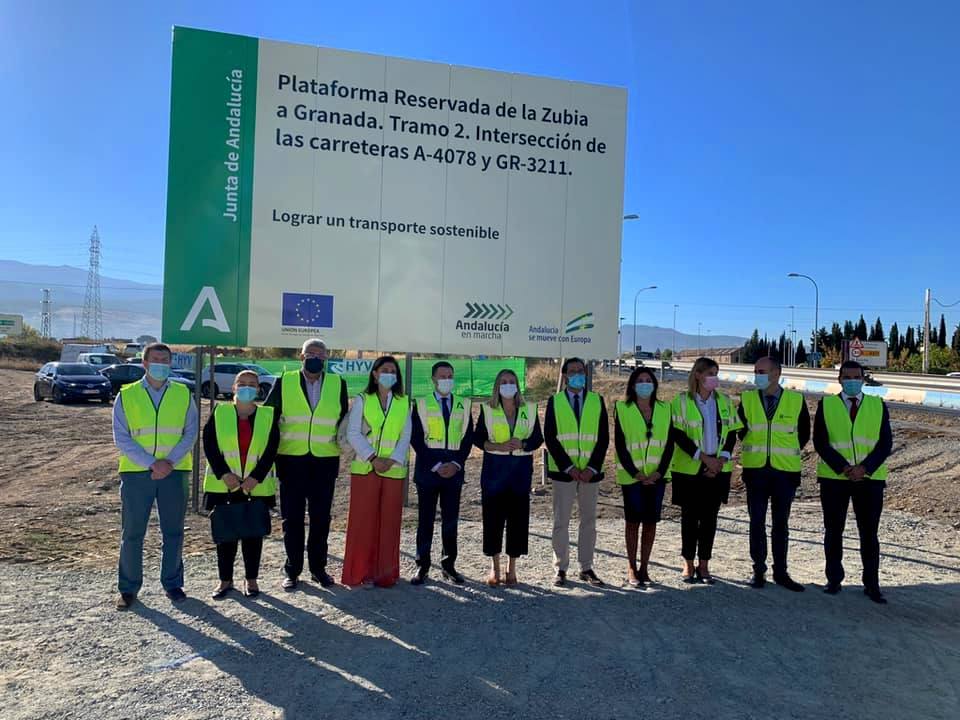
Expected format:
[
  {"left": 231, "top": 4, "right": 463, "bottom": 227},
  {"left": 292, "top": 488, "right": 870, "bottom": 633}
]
[{"left": 2, "top": 506, "right": 959, "bottom": 720}]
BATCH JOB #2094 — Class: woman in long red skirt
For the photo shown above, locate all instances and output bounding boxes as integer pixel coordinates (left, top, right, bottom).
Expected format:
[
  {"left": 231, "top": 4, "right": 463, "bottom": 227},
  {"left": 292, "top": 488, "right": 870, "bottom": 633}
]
[{"left": 341, "top": 356, "right": 412, "bottom": 587}]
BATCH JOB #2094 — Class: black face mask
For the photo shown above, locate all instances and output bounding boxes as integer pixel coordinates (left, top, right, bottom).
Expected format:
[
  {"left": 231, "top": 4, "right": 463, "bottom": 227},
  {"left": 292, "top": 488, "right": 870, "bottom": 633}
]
[{"left": 303, "top": 358, "right": 325, "bottom": 374}]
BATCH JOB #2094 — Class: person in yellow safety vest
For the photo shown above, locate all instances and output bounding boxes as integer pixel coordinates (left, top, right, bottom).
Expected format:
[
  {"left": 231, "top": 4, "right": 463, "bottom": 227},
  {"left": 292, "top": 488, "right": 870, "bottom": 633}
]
[
  {"left": 112, "top": 342, "right": 198, "bottom": 610},
  {"left": 669, "top": 357, "right": 743, "bottom": 585},
  {"left": 203, "top": 370, "right": 280, "bottom": 600},
  {"left": 614, "top": 366, "right": 675, "bottom": 587},
  {"left": 473, "top": 368, "right": 544, "bottom": 586},
  {"left": 814, "top": 360, "right": 893, "bottom": 604},
  {"left": 342, "top": 356, "right": 413, "bottom": 588},
  {"left": 543, "top": 357, "right": 609, "bottom": 588},
  {"left": 409, "top": 361, "right": 474, "bottom": 586},
  {"left": 736, "top": 356, "right": 810, "bottom": 592},
  {"left": 263, "top": 338, "right": 348, "bottom": 591}
]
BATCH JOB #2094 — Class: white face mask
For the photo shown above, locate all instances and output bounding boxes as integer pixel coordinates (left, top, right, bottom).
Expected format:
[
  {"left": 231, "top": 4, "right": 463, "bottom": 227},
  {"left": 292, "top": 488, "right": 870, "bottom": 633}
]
[
  {"left": 498, "top": 383, "right": 518, "bottom": 399},
  {"left": 436, "top": 378, "right": 454, "bottom": 396}
]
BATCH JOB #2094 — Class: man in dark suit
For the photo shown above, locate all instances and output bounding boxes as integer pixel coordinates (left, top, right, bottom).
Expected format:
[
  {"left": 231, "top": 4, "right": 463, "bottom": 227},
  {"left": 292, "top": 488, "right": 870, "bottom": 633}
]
[
  {"left": 409, "top": 361, "right": 474, "bottom": 585},
  {"left": 814, "top": 360, "right": 893, "bottom": 604},
  {"left": 736, "top": 355, "right": 810, "bottom": 591},
  {"left": 263, "top": 339, "right": 348, "bottom": 590}
]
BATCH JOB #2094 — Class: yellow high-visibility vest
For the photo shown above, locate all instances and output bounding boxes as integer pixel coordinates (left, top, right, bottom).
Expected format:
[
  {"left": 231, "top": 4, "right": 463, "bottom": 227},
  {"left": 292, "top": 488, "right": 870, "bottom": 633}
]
[
  {"left": 546, "top": 391, "right": 602, "bottom": 472},
  {"left": 203, "top": 404, "right": 277, "bottom": 497},
  {"left": 670, "top": 392, "right": 742, "bottom": 475},
  {"left": 277, "top": 371, "right": 342, "bottom": 457},
  {"left": 417, "top": 394, "right": 471, "bottom": 450},
  {"left": 739, "top": 389, "right": 804, "bottom": 472},
  {"left": 482, "top": 402, "right": 537, "bottom": 455},
  {"left": 118, "top": 381, "right": 193, "bottom": 472},
  {"left": 615, "top": 400, "right": 672, "bottom": 484},
  {"left": 816, "top": 395, "right": 888, "bottom": 480},
  {"left": 350, "top": 393, "right": 411, "bottom": 479}
]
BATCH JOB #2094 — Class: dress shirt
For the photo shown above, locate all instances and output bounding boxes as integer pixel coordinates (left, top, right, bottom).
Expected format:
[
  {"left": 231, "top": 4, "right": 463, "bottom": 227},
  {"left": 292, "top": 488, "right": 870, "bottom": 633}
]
[
  {"left": 113, "top": 377, "right": 199, "bottom": 469},
  {"left": 693, "top": 392, "right": 728, "bottom": 460},
  {"left": 841, "top": 392, "right": 864, "bottom": 413},
  {"left": 303, "top": 372, "right": 323, "bottom": 411},
  {"left": 346, "top": 392, "right": 412, "bottom": 465}
]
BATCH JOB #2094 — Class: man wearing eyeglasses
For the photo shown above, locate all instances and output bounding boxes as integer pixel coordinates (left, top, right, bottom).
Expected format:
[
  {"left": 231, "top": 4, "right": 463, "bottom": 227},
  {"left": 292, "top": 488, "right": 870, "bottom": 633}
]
[{"left": 264, "top": 338, "right": 348, "bottom": 590}]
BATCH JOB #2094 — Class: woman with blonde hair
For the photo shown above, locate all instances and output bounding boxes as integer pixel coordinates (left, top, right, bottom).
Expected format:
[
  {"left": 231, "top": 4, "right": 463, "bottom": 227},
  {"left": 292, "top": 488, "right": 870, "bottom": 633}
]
[
  {"left": 472, "top": 369, "right": 543, "bottom": 586},
  {"left": 669, "top": 357, "right": 742, "bottom": 584}
]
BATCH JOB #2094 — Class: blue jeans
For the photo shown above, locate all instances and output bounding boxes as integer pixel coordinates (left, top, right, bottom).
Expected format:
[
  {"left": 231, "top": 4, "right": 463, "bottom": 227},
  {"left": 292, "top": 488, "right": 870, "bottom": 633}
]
[{"left": 117, "top": 470, "right": 188, "bottom": 594}]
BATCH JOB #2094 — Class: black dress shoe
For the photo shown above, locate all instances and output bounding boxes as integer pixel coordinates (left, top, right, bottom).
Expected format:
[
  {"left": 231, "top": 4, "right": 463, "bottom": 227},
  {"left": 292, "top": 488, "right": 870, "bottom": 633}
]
[
  {"left": 774, "top": 574, "right": 805, "bottom": 592},
  {"left": 579, "top": 569, "right": 605, "bottom": 587},
  {"left": 823, "top": 582, "right": 842, "bottom": 595},
  {"left": 441, "top": 566, "right": 465, "bottom": 584},
  {"left": 553, "top": 570, "right": 567, "bottom": 587},
  {"left": 311, "top": 571, "right": 335, "bottom": 588},
  {"left": 166, "top": 588, "right": 187, "bottom": 603},
  {"left": 410, "top": 567, "right": 428, "bottom": 586},
  {"left": 282, "top": 576, "right": 298, "bottom": 591},
  {"left": 864, "top": 588, "right": 888, "bottom": 604},
  {"left": 115, "top": 592, "right": 136, "bottom": 610},
  {"left": 749, "top": 572, "right": 766, "bottom": 589}
]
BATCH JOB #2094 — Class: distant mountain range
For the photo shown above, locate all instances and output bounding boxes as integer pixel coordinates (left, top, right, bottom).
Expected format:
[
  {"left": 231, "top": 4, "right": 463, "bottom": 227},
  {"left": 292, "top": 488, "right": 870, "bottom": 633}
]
[
  {"left": 618, "top": 324, "right": 747, "bottom": 355},
  {"left": 0, "top": 260, "right": 161, "bottom": 339}
]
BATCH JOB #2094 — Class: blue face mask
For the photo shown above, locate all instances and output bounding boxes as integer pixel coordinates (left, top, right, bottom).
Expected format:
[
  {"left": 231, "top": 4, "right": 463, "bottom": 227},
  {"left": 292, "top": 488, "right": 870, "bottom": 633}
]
[
  {"left": 754, "top": 373, "right": 770, "bottom": 390},
  {"left": 842, "top": 379, "right": 864, "bottom": 397},
  {"left": 378, "top": 372, "right": 397, "bottom": 389},
  {"left": 568, "top": 373, "right": 586, "bottom": 390},
  {"left": 147, "top": 363, "right": 171, "bottom": 382},
  {"left": 235, "top": 386, "right": 258, "bottom": 403},
  {"left": 634, "top": 382, "right": 655, "bottom": 399}
]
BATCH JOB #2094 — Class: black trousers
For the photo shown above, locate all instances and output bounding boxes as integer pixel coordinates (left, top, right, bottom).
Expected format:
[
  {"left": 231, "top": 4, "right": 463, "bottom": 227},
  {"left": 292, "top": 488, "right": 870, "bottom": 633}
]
[
  {"left": 745, "top": 472, "right": 797, "bottom": 575},
  {"left": 415, "top": 479, "right": 463, "bottom": 570},
  {"left": 216, "top": 538, "right": 263, "bottom": 581},
  {"left": 481, "top": 490, "right": 529, "bottom": 558},
  {"left": 819, "top": 478, "right": 884, "bottom": 590},
  {"left": 680, "top": 495, "right": 722, "bottom": 561},
  {"left": 277, "top": 456, "right": 338, "bottom": 579}
]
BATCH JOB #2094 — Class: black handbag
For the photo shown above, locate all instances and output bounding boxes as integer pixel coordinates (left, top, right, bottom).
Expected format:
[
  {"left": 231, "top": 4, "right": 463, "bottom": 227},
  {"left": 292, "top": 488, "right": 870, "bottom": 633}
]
[{"left": 210, "top": 495, "right": 272, "bottom": 544}]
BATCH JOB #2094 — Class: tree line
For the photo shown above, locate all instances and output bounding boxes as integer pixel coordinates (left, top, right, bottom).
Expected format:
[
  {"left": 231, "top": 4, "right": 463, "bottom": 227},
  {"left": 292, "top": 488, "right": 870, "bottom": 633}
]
[{"left": 740, "top": 313, "right": 960, "bottom": 373}]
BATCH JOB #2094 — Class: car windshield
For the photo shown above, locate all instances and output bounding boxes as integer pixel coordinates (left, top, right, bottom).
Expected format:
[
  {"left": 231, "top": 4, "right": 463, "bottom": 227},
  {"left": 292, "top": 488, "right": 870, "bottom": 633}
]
[{"left": 57, "top": 364, "right": 99, "bottom": 376}]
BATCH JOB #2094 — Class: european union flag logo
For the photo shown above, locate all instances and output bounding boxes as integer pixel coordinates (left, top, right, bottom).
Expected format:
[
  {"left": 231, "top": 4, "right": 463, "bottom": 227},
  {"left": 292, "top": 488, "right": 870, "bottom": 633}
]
[{"left": 281, "top": 292, "right": 334, "bottom": 328}]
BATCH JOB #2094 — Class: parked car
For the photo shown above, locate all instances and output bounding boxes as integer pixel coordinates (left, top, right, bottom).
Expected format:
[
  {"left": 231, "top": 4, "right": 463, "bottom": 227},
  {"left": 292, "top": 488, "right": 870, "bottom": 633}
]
[
  {"left": 200, "top": 362, "right": 277, "bottom": 399},
  {"left": 34, "top": 362, "right": 113, "bottom": 404},
  {"left": 947, "top": 372, "right": 960, "bottom": 378},
  {"left": 100, "top": 364, "right": 197, "bottom": 397},
  {"left": 171, "top": 368, "right": 196, "bottom": 382},
  {"left": 76, "top": 352, "right": 124, "bottom": 371}
]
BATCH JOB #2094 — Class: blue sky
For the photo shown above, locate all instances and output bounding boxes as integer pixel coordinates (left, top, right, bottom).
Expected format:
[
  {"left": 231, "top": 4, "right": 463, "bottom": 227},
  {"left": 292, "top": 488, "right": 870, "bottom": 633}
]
[{"left": 1, "top": 1, "right": 958, "bottom": 342}]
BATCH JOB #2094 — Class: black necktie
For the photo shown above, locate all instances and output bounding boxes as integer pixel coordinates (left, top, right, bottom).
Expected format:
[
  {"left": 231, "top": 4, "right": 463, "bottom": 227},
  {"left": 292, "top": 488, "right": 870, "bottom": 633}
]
[
  {"left": 442, "top": 396, "right": 451, "bottom": 426},
  {"left": 765, "top": 394, "right": 776, "bottom": 418},
  {"left": 849, "top": 397, "right": 859, "bottom": 423},
  {"left": 573, "top": 393, "right": 581, "bottom": 422}
]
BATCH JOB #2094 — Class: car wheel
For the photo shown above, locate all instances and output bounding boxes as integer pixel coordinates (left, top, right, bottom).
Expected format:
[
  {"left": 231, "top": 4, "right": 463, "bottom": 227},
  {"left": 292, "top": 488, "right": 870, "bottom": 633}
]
[
  {"left": 52, "top": 386, "right": 63, "bottom": 404},
  {"left": 33, "top": 384, "right": 43, "bottom": 401},
  {"left": 201, "top": 381, "right": 212, "bottom": 399},
  {"left": 258, "top": 383, "right": 271, "bottom": 401}
]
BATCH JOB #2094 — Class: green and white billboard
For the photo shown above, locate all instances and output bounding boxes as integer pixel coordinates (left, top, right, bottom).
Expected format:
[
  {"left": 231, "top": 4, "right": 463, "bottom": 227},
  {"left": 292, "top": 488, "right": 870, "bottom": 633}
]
[{"left": 163, "top": 27, "right": 626, "bottom": 357}]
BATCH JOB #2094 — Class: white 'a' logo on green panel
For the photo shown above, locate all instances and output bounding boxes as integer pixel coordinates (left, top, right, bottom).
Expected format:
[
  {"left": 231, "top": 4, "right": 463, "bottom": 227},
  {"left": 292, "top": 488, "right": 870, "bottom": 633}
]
[{"left": 180, "top": 286, "right": 231, "bottom": 333}]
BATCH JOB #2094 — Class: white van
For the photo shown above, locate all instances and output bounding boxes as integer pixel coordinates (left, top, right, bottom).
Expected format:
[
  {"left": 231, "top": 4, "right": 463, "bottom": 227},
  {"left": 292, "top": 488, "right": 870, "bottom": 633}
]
[{"left": 77, "top": 352, "right": 124, "bottom": 371}]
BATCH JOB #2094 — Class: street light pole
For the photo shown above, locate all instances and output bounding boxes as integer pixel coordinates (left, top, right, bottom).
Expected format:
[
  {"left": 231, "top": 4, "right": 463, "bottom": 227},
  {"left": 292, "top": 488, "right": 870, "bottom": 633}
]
[
  {"left": 788, "top": 273, "right": 819, "bottom": 367},
  {"left": 632, "top": 285, "right": 658, "bottom": 361},
  {"left": 672, "top": 304, "right": 679, "bottom": 356}
]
